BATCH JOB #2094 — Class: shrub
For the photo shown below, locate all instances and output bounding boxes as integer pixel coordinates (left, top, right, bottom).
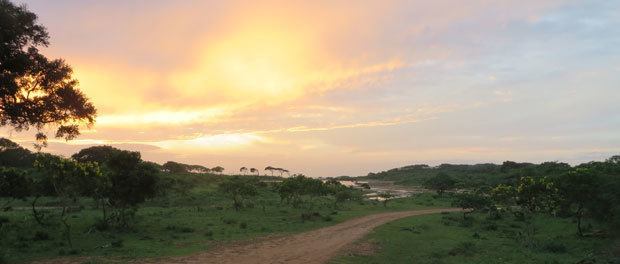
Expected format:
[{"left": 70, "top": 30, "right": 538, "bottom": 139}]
[
  {"left": 166, "top": 225, "right": 194, "bottom": 233},
  {"left": 481, "top": 220, "right": 498, "bottom": 231},
  {"left": 301, "top": 212, "right": 322, "bottom": 222},
  {"left": 0, "top": 216, "right": 9, "bottom": 226},
  {"left": 33, "top": 231, "right": 50, "bottom": 241},
  {"left": 222, "top": 218, "right": 237, "bottom": 225},
  {"left": 541, "top": 240, "right": 567, "bottom": 254},
  {"left": 205, "top": 230, "right": 214, "bottom": 237},
  {"left": 449, "top": 242, "right": 477, "bottom": 256},
  {"left": 322, "top": 215, "right": 333, "bottom": 222},
  {"left": 111, "top": 239, "right": 123, "bottom": 248},
  {"left": 93, "top": 218, "right": 109, "bottom": 231},
  {"left": 239, "top": 222, "right": 247, "bottom": 229}
]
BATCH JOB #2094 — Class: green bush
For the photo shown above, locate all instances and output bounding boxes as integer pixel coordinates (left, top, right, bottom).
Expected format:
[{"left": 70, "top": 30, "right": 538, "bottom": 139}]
[
  {"left": 111, "top": 239, "right": 123, "bottom": 248},
  {"left": 166, "top": 225, "right": 194, "bottom": 233},
  {"left": 33, "top": 231, "right": 50, "bottom": 241},
  {"left": 448, "top": 241, "right": 477, "bottom": 256},
  {"left": 541, "top": 240, "right": 567, "bottom": 254}
]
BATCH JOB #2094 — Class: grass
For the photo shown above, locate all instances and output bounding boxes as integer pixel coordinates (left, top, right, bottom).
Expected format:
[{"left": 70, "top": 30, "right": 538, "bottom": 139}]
[
  {"left": 0, "top": 174, "right": 452, "bottom": 263},
  {"left": 330, "top": 212, "right": 619, "bottom": 264}
]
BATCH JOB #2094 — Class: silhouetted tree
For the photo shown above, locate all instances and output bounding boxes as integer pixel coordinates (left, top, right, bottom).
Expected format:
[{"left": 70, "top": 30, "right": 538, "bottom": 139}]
[
  {"left": 162, "top": 161, "right": 188, "bottom": 173},
  {"left": 250, "top": 167, "right": 259, "bottom": 176},
  {"left": 239, "top": 167, "right": 248, "bottom": 175},
  {"left": 265, "top": 166, "right": 275, "bottom": 176},
  {"left": 0, "top": 138, "right": 34, "bottom": 167},
  {"left": 0, "top": 0, "right": 96, "bottom": 148},
  {"left": 105, "top": 150, "right": 159, "bottom": 228},
  {"left": 0, "top": 167, "right": 30, "bottom": 209},
  {"left": 71, "top": 145, "right": 121, "bottom": 164},
  {"left": 211, "top": 166, "right": 224, "bottom": 175}
]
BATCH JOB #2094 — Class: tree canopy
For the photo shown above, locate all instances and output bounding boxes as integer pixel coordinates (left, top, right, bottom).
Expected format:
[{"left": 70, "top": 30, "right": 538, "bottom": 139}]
[{"left": 0, "top": 0, "right": 96, "bottom": 148}]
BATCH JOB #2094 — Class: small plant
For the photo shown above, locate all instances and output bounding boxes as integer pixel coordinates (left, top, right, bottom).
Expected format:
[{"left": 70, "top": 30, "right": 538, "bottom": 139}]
[
  {"left": 111, "top": 239, "right": 124, "bottom": 248},
  {"left": 222, "top": 218, "right": 237, "bottom": 225},
  {"left": 205, "top": 230, "right": 214, "bottom": 237},
  {"left": 481, "top": 220, "right": 498, "bottom": 231},
  {"left": 166, "top": 225, "right": 194, "bottom": 233},
  {"left": 541, "top": 240, "right": 567, "bottom": 254},
  {"left": 33, "top": 231, "right": 50, "bottom": 241},
  {"left": 449, "top": 241, "right": 477, "bottom": 256},
  {"left": 239, "top": 222, "right": 247, "bottom": 229},
  {"left": 93, "top": 218, "right": 109, "bottom": 231},
  {"left": 322, "top": 215, "right": 333, "bottom": 222}
]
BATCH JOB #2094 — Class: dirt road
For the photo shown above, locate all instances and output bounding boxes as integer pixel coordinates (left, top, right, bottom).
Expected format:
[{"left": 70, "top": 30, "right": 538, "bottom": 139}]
[{"left": 140, "top": 208, "right": 459, "bottom": 264}]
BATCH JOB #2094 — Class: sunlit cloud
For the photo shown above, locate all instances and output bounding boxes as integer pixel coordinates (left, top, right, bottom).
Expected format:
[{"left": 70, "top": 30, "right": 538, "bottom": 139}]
[
  {"left": 152, "top": 133, "right": 267, "bottom": 151},
  {"left": 6, "top": 0, "right": 618, "bottom": 177},
  {"left": 96, "top": 108, "right": 230, "bottom": 127}
]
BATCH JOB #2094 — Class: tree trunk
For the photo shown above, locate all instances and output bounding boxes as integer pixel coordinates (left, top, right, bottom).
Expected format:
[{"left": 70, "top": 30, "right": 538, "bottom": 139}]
[
  {"left": 61, "top": 205, "right": 73, "bottom": 248},
  {"left": 31, "top": 196, "right": 45, "bottom": 226},
  {"left": 576, "top": 205, "right": 584, "bottom": 237}
]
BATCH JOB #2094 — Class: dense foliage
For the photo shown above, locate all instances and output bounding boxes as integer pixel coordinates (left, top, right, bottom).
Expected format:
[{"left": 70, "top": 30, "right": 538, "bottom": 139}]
[{"left": 0, "top": 0, "right": 96, "bottom": 148}]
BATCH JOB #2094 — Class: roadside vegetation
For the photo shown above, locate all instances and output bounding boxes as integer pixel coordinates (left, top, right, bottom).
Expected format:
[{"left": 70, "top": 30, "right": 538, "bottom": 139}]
[
  {"left": 0, "top": 138, "right": 452, "bottom": 263},
  {"left": 333, "top": 158, "right": 620, "bottom": 263}
]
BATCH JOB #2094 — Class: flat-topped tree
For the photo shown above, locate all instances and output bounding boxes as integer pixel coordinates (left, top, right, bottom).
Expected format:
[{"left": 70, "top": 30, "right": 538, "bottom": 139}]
[
  {"left": 0, "top": 0, "right": 96, "bottom": 149},
  {"left": 211, "top": 166, "right": 224, "bottom": 175},
  {"left": 250, "top": 167, "right": 259, "bottom": 176}
]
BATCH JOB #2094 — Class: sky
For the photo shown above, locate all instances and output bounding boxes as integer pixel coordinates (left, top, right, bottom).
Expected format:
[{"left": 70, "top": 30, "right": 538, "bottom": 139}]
[{"left": 3, "top": 0, "right": 620, "bottom": 177}]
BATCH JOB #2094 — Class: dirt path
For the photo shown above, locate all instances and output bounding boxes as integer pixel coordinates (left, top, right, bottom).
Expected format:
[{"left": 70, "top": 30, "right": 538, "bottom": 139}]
[{"left": 138, "top": 208, "right": 460, "bottom": 264}]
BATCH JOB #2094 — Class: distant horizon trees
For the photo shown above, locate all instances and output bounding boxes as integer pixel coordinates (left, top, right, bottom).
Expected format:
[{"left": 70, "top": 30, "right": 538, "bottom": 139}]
[
  {"left": 250, "top": 168, "right": 259, "bottom": 176},
  {"left": 211, "top": 166, "right": 225, "bottom": 175},
  {"left": 265, "top": 166, "right": 289, "bottom": 177}
]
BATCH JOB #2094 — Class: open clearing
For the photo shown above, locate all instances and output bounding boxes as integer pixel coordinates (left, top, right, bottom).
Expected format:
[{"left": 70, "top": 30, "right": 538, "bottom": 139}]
[{"left": 133, "top": 208, "right": 459, "bottom": 264}]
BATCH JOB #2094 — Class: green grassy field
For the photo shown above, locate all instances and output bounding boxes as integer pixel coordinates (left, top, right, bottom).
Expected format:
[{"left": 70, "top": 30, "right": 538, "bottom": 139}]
[
  {"left": 330, "top": 212, "right": 619, "bottom": 264},
  {"left": 0, "top": 173, "right": 452, "bottom": 263}
]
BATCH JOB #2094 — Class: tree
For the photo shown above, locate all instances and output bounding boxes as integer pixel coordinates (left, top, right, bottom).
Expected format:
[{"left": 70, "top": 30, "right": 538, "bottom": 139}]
[
  {"left": 490, "top": 184, "right": 516, "bottom": 210},
  {"left": 162, "top": 161, "right": 188, "bottom": 174},
  {"left": 277, "top": 175, "right": 327, "bottom": 208},
  {"left": 218, "top": 176, "right": 258, "bottom": 211},
  {"left": 425, "top": 173, "right": 456, "bottom": 196},
  {"left": 33, "top": 154, "right": 102, "bottom": 247},
  {"left": 105, "top": 150, "right": 159, "bottom": 227},
  {"left": 239, "top": 167, "right": 248, "bottom": 175},
  {"left": 515, "top": 176, "right": 557, "bottom": 213},
  {"left": 0, "top": 137, "right": 34, "bottom": 167},
  {"left": 0, "top": 0, "right": 96, "bottom": 148},
  {"left": 71, "top": 145, "right": 121, "bottom": 164},
  {"left": 0, "top": 167, "right": 30, "bottom": 209},
  {"left": 265, "top": 166, "right": 275, "bottom": 176},
  {"left": 250, "top": 167, "right": 259, "bottom": 176},
  {"left": 453, "top": 192, "right": 492, "bottom": 219},
  {"left": 211, "top": 166, "right": 224, "bottom": 175},
  {"left": 334, "top": 189, "right": 355, "bottom": 209},
  {"left": 555, "top": 168, "right": 606, "bottom": 236},
  {"left": 377, "top": 192, "right": 393, "bottom": 208}
]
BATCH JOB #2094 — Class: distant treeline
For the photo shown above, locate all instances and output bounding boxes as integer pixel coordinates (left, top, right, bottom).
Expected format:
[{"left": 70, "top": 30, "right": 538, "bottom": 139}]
[{"left": 349, "top": 160, "right": 610, "bottom": 188}]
